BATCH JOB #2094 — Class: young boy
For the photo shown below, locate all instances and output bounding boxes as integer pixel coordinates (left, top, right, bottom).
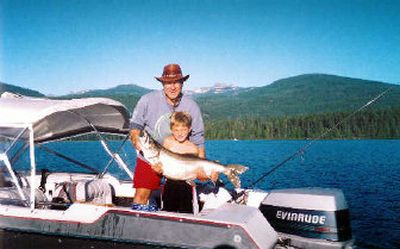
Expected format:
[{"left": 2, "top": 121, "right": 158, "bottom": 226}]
[{"left": 162, "top": 112, "right": 217, "bottom": 213}]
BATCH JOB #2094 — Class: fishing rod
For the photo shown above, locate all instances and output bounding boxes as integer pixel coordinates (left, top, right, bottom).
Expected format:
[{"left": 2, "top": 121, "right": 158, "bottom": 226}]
[{"left": 248, "top": 86, "right": 393, "bottom": 189}]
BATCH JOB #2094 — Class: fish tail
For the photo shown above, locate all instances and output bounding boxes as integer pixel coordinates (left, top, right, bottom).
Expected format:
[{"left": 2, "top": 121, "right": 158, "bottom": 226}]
[{"left": 224, "top": 164, "right": 248, "bottom": 188}]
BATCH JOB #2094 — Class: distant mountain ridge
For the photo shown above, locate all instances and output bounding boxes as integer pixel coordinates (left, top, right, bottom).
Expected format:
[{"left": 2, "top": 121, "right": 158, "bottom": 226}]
[
  {"left": 184, "top": 83, "right": 247, "bottom": 96},
  {"left": 1, "top": 74, "right": 399, "bottom": 120},
  {"left": 62, "top": 84, "right": 151, "bottom": 98},
  {"left": 196, "top": 74, "right": 400, "bottom": 119},
  {"left": 0, "top": 82, "right": 45, "bottom": 97}
]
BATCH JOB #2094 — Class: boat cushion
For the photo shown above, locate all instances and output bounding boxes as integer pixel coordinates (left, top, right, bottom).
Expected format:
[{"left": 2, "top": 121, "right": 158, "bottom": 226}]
[{"left": 54, "top": 179, "right": 114, "bottom": 205}]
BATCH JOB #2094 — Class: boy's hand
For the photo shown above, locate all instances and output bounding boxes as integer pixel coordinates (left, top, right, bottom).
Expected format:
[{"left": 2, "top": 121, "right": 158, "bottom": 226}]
[{"left": 151, "top": 162, "right": 163, "bottom": 174}]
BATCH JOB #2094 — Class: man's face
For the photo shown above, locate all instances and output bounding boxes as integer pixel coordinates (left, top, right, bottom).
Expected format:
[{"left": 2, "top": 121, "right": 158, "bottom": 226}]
[{"left": 163, "top": 81, "right": 183, "bottom": 102}]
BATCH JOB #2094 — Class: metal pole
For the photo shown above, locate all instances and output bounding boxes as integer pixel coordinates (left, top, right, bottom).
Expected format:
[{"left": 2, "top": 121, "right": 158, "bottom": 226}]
[
  {"left": 29, "top": 125, "right": 36, "bottom": 210},
  {"left": 0, "top": 154, "right": 27, "bottom": 202}
]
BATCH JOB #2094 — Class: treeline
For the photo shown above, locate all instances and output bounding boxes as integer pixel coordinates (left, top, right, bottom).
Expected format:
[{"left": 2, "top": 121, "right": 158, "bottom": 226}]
[
  {"left": 205, "top": 108, "right": 400, "bottom": 140},
  {"left": 66, "top": 108, "right": 400, "bottom": 141}
]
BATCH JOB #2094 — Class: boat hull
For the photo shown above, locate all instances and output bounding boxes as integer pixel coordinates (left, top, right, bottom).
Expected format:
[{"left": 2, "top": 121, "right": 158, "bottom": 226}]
[{"left": 0, "top": 203, "right": 277, "bottom": 249}]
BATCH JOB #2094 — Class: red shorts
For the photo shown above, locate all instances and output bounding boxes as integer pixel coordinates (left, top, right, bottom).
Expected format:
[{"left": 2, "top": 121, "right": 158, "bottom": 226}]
[{"left": 133, "top": 157, "right": 162, "bottom": 190}]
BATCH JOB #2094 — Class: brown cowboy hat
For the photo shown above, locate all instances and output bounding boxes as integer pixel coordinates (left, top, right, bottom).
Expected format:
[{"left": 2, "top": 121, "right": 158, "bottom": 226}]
[{"left": 155, "top": 64, "right": 190, "bottom": 83}]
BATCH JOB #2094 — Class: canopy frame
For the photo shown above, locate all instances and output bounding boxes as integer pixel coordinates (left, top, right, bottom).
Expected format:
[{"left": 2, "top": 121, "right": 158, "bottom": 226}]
[
  {"left": 0, "top": 95, "right": 133, "bottom": 209},
  {"left": 0, "top": 125, "right": 30, "bottom": 205}
]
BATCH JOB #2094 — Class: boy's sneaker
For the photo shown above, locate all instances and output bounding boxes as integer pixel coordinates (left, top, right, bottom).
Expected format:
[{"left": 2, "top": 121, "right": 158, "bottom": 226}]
[
  {"left": 147, "top": 204, "right": 159, "bottom": 212},
  {"left": 131, "top": 203, "right": 158, "bottom": 212}
]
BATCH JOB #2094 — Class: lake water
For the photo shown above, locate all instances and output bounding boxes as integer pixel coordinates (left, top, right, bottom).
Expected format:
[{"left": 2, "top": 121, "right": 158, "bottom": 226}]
[
  {"left": 4, "top": 139, "right": 400, "bottom": 249},
  {"left": 206, "top": 139, "right": 400, "bottom": 249}
]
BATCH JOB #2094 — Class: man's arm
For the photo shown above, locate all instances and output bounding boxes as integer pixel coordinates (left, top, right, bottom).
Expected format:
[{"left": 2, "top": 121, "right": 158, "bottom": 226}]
[
  {"left": 130, "top": 129, "right": 141, "bottom": 151},
  {"left": 131, "top": 129, "right": 163, "bottom": 174},
  {"left": 189, "top": 102, "right": 206, "bottom": 157}
]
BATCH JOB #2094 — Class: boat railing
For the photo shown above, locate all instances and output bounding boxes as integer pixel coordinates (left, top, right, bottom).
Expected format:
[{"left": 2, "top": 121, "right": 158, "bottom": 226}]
[{"left": 0, "top": 125, "right": 31, "bottom": 206}]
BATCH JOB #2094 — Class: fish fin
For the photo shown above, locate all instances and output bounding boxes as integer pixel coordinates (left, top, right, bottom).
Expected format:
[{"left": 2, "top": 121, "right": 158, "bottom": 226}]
[{"left": 224, "top": 164, "right": 248, "bottom": 188}]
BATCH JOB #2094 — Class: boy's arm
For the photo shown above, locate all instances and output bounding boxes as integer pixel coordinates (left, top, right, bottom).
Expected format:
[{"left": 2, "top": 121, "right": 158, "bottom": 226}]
[
  {"left": 162, "top": 136, "right": 172, "bottom": 148},
  {"left": 198, "top": 147, "right": 205, "bottom": 159}
]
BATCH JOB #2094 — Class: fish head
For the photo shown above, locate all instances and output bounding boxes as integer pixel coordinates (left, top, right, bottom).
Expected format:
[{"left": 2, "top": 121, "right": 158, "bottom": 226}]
[{"left": 137, "top": 130, "right": 161, "bottom": 162}]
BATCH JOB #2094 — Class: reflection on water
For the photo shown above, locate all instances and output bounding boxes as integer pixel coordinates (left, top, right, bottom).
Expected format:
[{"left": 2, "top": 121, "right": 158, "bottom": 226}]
[{"left": 0, "top": 230, "right": 175, "bottom": 249}]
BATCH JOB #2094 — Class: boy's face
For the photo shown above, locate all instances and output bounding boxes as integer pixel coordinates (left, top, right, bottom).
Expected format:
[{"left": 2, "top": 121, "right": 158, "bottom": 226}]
[{"left": 171, "top": 123, "right": 191, "bottom": 143}]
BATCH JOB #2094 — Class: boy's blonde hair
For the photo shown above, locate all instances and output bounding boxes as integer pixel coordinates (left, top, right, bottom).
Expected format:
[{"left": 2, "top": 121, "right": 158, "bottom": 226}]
[{"left": 170, "top": 111, "right": 192, "bottom": 129}]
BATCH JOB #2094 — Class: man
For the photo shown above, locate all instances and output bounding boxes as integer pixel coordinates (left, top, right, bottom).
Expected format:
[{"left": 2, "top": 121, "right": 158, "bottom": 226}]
[{"left": 129, "top": 64, "right": 205, "bottom": 208}]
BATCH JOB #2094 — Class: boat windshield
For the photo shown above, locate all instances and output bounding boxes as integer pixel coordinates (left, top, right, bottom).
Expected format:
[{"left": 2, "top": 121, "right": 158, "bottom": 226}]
[
  {"left": 37, "top": 134, "right": 135, "bottom": 180},
  {"left": 0, "top": 131, "right": 135, "bottom": 181},
  {"left": 0, "top": 127, "right": 29, "bottom": 161}
]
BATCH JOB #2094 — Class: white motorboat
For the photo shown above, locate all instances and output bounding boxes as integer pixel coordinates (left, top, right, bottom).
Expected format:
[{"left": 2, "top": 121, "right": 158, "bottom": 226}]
[{"left": 0, "top": 92, "right": 354, "bottom": 249}]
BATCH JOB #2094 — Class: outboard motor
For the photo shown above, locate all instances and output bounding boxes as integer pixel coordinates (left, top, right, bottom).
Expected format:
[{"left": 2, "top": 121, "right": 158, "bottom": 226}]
[{"left": 259, "top": 188, "right": 354, "bottom": 249}]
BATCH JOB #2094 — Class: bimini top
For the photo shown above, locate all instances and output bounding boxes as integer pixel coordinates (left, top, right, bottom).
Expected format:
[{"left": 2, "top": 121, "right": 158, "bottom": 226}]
[{"left": 0, "top": 92, "right": 130, "bottom": 143}]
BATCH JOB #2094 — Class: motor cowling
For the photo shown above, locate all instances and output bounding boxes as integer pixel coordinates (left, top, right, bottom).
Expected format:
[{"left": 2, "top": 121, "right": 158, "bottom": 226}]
[{"left": 259, "top": 188, "right": 353, "bottom": 248}]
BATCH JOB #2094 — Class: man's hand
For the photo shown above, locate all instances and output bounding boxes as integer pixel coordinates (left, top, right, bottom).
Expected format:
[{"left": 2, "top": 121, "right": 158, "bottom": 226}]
[
  {"left": 196, "top": 169, "right": 209, "bottom": 181},
  {"left": 196, "top": 169, "right": 219, "bottom": 182},
  {"left": 130, "top": 129, "right": 142, "bottom": 151},
  {"left": 209, "top": 171, "right": 219, "bottom": 182}
]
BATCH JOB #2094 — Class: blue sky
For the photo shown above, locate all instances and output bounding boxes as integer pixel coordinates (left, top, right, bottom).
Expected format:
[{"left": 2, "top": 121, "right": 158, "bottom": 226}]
[{"left": 1, "top": 0, "right": 399, "bottom": 95}]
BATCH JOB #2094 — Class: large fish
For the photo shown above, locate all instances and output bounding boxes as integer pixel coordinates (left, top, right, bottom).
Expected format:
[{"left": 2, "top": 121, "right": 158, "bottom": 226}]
[{"left": 137, "top": 131, "right": 248, "bottom": 188}]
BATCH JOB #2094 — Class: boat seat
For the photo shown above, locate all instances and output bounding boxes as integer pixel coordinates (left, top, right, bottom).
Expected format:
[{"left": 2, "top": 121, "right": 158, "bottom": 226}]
[
  {"left": 53, "top": 179, "right": 115, "bottom": 206},
  {"left": 0, "top": 186, "right": 48, "bottom": 207},
  {"left": 198, "top": 186, "right": 233, "bottom": 211}
]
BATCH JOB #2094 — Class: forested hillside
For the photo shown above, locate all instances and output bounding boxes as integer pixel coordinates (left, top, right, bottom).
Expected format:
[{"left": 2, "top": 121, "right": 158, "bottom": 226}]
[
  {"left": 206, "top": 108, "right": 400, "bottom": 140},
  {"left": 2, "top": 74, "right": 399, "bottom": 139},
  {"left": 61, "top": 84, "right": 151, "bottom": 98},
  {"left": 196, "top": 74, "right": 400, "bottom": 120},
  {"left": 58, "top": 74, "right": 400, "bottom": 121},
  {"left": 0, "top": 82, "right": 45, "bottom": 97}
]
